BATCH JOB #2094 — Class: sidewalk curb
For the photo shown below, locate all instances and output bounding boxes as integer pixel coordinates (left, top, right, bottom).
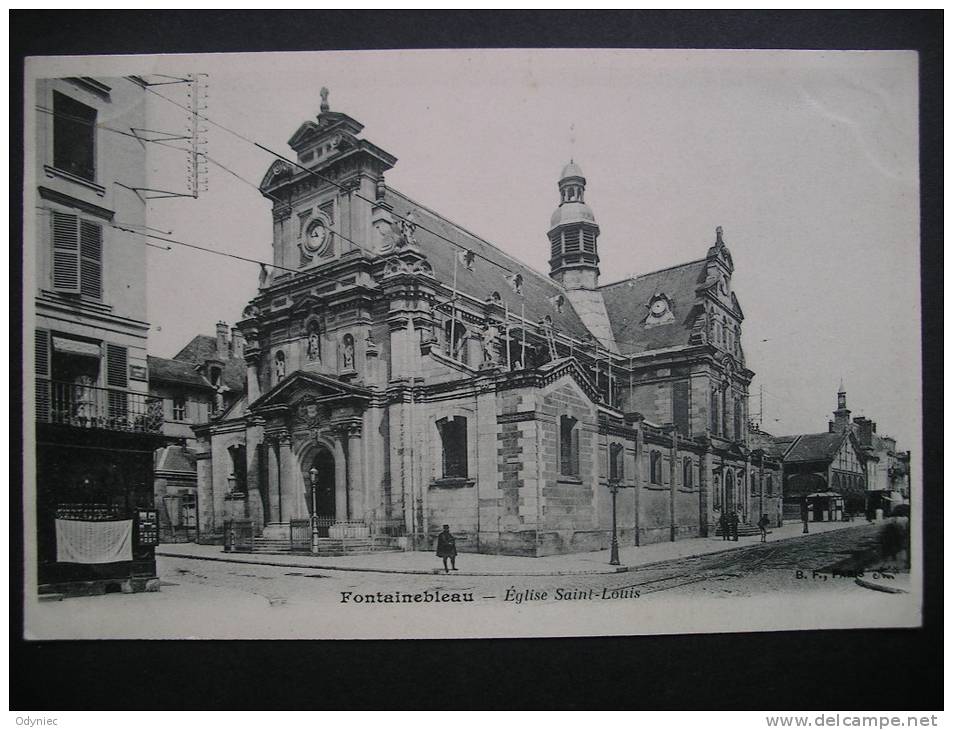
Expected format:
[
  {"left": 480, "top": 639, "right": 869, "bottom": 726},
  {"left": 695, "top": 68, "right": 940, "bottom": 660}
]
[
  {"left": 157, "top": 523, "right": 867, "bottom": 578},
  {"left": 854, "top": 576, "right": 908, "bottom": 594}
]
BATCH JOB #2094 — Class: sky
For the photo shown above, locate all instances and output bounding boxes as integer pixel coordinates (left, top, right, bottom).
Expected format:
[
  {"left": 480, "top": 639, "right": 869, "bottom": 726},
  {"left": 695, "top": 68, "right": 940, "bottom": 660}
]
[{"left": 33, "top": 50, "right": 921, "bottom": 450}]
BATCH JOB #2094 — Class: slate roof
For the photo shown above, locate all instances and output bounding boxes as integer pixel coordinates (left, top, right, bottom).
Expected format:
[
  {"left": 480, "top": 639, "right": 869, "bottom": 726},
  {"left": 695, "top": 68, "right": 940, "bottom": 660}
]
[
  {"left": 600, "top": 259, "right": 709, "bottom": 356},
  {"left": 748, "top": 429, "right": 788, "bottom": 459},
  {"left": 386, "top": 189, "right": 592, "bottom": 341},
  {"left": 147, "top": 355, "right": 212, "bottom": 389},
  {"left": 172, "top": 335, "right": 245, "bottom": 392},
  {"left": 156, "top": 444, "right": 197, "bottom": 474},
  {"left": 780, "top": 432, "right": 849, "bottom": 463}
]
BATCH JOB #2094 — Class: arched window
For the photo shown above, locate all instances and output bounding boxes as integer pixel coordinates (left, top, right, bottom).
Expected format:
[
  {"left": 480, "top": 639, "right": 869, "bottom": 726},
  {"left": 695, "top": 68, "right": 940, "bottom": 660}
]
[
  {"left": 683, "top": 457, "right": 693, "bottom": 489},
  {"left": 650, "top": 450, "right": 663, "bottom": 485},
  {"left": 609, "top": 442, "right": 624, "bottom": 482},
  {"left": 274, "top": 351, "right": 286, "bottom": 383},
  {"left": 436, "top": 416, "right": 468, "bottom": 479},
  {"left": 559, "top": 416, "right": 579, "bottom": 477},
  {"left": 751, "top": 470, "right": 759, "bottom": 495},
  {"left": 724, "top": 469, "right": 735, "bottom": 512},
  {"left": 766, "top": 474, "right": 774, "bottom": 496},
  {"left": 713, "top": 473, "right": 722, "bottom": 510},
  {"left": 733, "top": 398, "right": 743, "bottom": 441},
  {"left": 227, "top": 444, "right": 247, "bottom": 494},
  {"left": 710, "top": 387, "right": 720, "bottom": 435}
]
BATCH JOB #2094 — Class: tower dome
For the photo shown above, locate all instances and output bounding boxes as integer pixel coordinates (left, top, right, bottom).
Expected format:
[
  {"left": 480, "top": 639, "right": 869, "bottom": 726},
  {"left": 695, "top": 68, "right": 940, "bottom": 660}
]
[{"left": 548, "top": 160, "right": 600, "bottom": 289}]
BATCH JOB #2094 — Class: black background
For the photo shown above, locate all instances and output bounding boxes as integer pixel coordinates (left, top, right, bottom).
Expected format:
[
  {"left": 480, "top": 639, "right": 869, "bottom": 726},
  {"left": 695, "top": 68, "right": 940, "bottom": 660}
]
[{"left": 10, "top": 10, "right": 942, "bottom": 711}]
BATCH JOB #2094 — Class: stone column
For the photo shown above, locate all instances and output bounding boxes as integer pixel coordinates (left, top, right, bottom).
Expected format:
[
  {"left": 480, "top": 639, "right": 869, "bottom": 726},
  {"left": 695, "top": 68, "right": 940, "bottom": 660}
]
[
  {"left": 699, "top": 437, "right": 711, "bottom": 537},
  {"left": 347, "top": 426, "right": 365, "bottom": 522},
  {"left": 278, "top": 432, "right": 297, "bottom": 520},
  {"left": 334, "top": 435, "right": 348, "bottom": 522},
  {"left": 246, "top": 357, "right": 260, "bottom": 404},
  {"left": 266, "top": 437, "right": 281, "bottom": 523},
  {"left": 632, "top": 418, "right": 644, "bottom": 546}
]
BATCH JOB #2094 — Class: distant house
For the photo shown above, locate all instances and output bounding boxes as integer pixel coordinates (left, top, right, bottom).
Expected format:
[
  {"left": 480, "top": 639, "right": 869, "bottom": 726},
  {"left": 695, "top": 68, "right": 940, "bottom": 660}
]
[{"left": 148, "top": 323, "right": 246, "bottom": 542}]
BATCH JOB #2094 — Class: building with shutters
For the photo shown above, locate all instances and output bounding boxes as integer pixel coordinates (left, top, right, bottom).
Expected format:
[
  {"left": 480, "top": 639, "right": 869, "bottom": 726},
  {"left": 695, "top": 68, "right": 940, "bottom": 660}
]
[
  {"left": 195, "top": 94, "right": 782, "bottom": 556},
  {"left": 148, "top": 322, "right": 247, "bottom": 542},
  {"left": 31, "top": 76, "right": 165, "bottom": 594}
]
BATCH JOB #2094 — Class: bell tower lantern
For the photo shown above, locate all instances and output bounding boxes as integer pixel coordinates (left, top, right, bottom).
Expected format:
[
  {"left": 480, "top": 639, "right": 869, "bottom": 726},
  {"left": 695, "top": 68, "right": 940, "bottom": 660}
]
[{"left": 548, "top": 161, "right": 601, "bottom": 290}]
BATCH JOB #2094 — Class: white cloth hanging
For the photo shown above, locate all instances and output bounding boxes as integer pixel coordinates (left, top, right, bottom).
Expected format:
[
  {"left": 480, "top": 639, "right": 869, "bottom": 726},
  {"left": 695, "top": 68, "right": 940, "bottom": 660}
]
[{"left": 55, "top": 519, "right": 133, "bottom": 564}]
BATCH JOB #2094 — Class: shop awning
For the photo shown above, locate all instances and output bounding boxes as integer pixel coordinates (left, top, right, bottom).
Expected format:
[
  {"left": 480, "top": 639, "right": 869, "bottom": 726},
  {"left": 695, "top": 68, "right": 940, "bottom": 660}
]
[{"left": 52, "top": 336, "right": 101, "bottom": 358}]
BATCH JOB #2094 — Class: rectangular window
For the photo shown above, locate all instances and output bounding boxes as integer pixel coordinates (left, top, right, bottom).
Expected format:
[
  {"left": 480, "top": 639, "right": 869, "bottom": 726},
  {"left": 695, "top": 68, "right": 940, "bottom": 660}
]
[
  {"left": 438, "top": 416, "right": 468, "bottom": 479},
  {"left": 53, "top": 91, "right": 97, "bottom": 181},
  {"left": 710, "top": 387, "right": 720, "bottom": 435},
  {"left": 172, "top": 396, "right": 187, "bottom": 422},
  {"left": 609, "top": 442, "right": 624, "bottom": 482},
  {"left": 560, "top": 415, "right": 579, "bottom": 477},
  {"left": 650, "top": 450, "right": 662, "bottom": 485},
  {"left": 51, "top": 212, "right": 102, "bottom": 297},
  {"left": 673, "top": 380, "right": 690, "bottom": 436}
]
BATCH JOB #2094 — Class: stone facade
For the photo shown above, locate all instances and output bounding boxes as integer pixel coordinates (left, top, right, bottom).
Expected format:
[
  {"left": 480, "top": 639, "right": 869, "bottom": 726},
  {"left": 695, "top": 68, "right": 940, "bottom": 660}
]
[{"left": 193, "top": 95, "right": 782, "bottom": 555}]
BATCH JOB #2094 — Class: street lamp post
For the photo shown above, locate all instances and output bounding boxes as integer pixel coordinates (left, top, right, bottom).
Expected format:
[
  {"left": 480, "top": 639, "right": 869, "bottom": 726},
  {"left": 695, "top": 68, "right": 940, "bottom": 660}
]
[
  {"left": 607, "top": 479, "right": 628, "bottom": 566},
  {"left": 309, "top": 466, "right": 319, "bottom": 552}
]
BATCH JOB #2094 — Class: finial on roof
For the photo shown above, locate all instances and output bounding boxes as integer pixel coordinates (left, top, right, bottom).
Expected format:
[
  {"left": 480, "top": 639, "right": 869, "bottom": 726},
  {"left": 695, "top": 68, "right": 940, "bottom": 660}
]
[
  {"left": 715, "top": 226, "right": 724, "bottom": 245},
  {"left": 838, "top": 376, "right": 845, "bottom": 393},
  {"left": 320, "top": 86, "right": 330, "bottom": 113}
]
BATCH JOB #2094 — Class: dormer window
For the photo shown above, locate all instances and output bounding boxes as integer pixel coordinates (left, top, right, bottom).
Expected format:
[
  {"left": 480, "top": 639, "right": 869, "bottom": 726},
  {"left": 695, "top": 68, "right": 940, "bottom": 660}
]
[
  {"left": 209, "top": 366, "right": 221, "bottom": 387},
  {"left": 645, "top": 295, "right": 675, "bottom": 327}
]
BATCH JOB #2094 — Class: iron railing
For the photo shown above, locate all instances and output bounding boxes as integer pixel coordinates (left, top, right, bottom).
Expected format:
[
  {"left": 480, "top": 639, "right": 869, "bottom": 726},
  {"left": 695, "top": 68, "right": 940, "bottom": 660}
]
[{"left": 36, "top": 378, "right": 163, "bottom": 434}]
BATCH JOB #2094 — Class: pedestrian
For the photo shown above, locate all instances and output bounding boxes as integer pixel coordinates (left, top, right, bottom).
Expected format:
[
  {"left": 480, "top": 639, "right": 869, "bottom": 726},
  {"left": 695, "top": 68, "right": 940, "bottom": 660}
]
[
  {"left": 718, "top": 512, "right": 730, "bottom": 541},
  {"left": 435, "top": 524, "right": 458, "bottom": 573},
  {"left": 730, "top": 511, "right": 740, "bottom": 541},
  {"left": 757, "top": 513, "right": 770, "bottom": 543}
]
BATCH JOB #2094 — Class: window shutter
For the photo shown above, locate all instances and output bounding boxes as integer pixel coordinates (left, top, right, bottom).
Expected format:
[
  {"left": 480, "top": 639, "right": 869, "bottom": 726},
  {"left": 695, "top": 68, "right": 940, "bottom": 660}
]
[
  {"left": 79, "top": 220, "right": 102, "bottom": 298},
  {"left": 35, "top": 329, "right": 50, "bottom": 420},
  {"left": 35, "top": 328, "right": 50, "bottom": 376},
  {"left": 106, "top": 344, "right": 128, "bottom": 388},
  {"left": 51, "top": 212, "right": 81, "bottom": 293}
]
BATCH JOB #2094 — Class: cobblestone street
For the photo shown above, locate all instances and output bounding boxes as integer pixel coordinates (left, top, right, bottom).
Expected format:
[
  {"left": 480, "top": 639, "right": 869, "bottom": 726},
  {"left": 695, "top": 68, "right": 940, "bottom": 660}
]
[{"left": 26, "top": 523, "right": 917, "bottom": 639}]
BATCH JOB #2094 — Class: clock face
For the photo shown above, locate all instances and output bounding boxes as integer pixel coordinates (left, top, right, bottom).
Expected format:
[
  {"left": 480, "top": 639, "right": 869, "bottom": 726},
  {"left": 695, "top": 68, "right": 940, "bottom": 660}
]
[
  {"left": 304, "top": 220, "right": 328, "bottom": 253},
  {"left": 650, "top": 299, "right": 668, "bottom": 316}
]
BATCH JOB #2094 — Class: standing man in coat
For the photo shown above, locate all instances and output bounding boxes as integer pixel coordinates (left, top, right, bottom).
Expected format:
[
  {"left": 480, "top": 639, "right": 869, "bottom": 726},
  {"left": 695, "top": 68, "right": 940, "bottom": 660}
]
[
  {"left": 718, "top": 512, "right": 730, "bottom": 541},
  {"left": 729, "top": 511, "right": 740, "bottom": 541},
  {"left": 436, "top": 524, "right": 458, "bottom": 573}
]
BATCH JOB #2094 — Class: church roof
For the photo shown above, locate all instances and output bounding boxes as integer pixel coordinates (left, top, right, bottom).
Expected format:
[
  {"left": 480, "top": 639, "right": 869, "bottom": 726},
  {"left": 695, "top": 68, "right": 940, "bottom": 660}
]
[
  {"left": 385, "top": 188, "right": 593, "bottom": 341},
  {"left": 600, "top": 259, "right": 709, "bottom": 356}
]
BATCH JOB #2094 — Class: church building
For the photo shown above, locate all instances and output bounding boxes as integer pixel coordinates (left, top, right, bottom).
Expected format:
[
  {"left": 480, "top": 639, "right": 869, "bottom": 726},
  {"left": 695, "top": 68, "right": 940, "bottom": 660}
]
[{"left": 194, "top": 91, "right": 782, "bottom": 556}]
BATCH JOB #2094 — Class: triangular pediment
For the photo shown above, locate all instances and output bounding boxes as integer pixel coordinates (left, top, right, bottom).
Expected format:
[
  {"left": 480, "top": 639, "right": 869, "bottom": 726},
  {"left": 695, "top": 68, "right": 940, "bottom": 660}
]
[
  {"left": 249, "top": 370, "right": 371, "bottom": 412},
  {"left": 538, "top": 357, "right": 601, "bottom": 404},
  {"left": 287, "top": 113, "right": 364, "bottom": 151}
]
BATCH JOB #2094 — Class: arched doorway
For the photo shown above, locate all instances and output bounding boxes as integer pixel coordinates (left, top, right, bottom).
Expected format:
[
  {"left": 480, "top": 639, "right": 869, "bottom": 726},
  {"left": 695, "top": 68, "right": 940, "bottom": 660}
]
[{"left": 306, "top": 448, "right": 336, "bottom": 534}]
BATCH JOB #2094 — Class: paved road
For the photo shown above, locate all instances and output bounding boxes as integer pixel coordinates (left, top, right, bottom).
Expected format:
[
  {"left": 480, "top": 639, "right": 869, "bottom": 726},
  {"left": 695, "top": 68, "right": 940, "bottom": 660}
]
[{"left": 28, "top": 523, "right": 906, "bottom": 639}]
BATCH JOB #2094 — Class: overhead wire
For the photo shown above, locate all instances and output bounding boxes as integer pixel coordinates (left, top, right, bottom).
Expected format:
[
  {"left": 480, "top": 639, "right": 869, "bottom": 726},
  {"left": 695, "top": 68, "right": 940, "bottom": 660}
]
[{"left": 134, "top": 77, "right": 787, "bottom": 371}]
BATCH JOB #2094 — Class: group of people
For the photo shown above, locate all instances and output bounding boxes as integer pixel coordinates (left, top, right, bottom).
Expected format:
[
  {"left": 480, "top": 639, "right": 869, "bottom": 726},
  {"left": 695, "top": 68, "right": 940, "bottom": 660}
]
[{"left": 718, "top": 511, "right": 772, "bottom": 543}]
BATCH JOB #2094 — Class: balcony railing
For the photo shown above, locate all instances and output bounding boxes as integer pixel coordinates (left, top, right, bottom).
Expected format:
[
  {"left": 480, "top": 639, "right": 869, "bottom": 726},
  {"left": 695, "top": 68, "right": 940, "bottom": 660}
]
[{"left": 36, "top": 378, "right": 164, "bottom": 434}]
